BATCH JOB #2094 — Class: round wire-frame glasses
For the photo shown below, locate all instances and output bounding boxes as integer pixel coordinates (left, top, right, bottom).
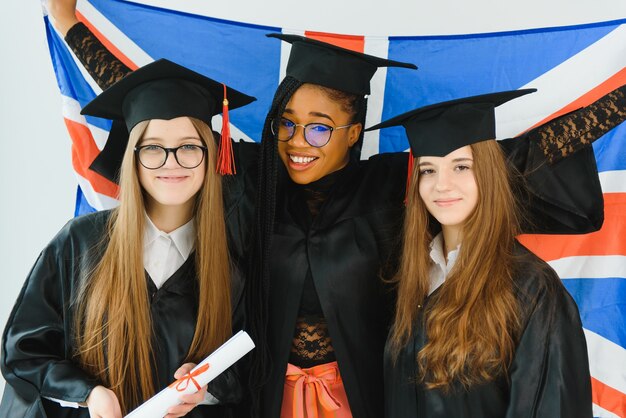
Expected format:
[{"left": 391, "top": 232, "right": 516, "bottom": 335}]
[{"left": 271, "top": 117, "right": 354, "bottom": 148}]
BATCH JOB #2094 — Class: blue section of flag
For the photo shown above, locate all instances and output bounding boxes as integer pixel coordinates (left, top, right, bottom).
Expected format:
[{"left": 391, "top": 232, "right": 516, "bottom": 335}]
[
  {"left": 74, "top": 186, "right": 97, "bottom": 217},
  {"left": 380, "top": 22, "right": 623, "bottom": 153},
  {"left": 45, "top": 17, "right": 111, "bottom": 131},
  {"left": 562, "top": 278, "right": 626, "bottom": 348},
  {"left": 593, "top": 125, "right": 626, "bottom": 172},
  {"left": 88, "top": 0, "right": 282, "bottom": 143}
]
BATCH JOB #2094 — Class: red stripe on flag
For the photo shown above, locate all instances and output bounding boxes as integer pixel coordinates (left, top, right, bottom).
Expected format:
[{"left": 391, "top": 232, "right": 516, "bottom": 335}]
[
  {"left": 304, "top": 31, "right": 365, "bottom": 53},
  {"left": 64, "top": 119, "right": 120, "bottom": 198},
  {"left": 591, "top": 377, "right": 626, "bottom": 417},
  {"left": 518, "top": 193, "right": 626, "bottom": 261},
  {"left": 529, "top": 68, "right": 626, "bottom": 131},
  {"left": 76, "top": 10, "right": 139, "bottom": 71}
]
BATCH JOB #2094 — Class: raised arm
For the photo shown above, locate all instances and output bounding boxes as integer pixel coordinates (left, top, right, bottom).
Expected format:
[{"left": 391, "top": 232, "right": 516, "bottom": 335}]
[
  {"left": 528, "top": 85, "right": 626, "bottom": 164},
  {"left": 499, "top": 133, "right": 604, "bottom": 234},
  {"left": 499, "top": 82, "right": 626, "bottom": 234},
  {"left": 48, "top": 0, "right": 132, "bottom": 90}
]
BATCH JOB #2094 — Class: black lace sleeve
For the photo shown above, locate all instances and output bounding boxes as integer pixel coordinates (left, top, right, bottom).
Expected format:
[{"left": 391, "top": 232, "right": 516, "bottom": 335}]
[
  {"left": 527, "top": 84, "right": 626, "bottom": 164},
  {"left": 65, "top": 22, "right": 132, "bottom": 90}
]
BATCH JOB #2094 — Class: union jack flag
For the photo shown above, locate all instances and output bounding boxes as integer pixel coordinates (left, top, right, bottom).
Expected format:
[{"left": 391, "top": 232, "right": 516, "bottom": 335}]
[{"left": 42, "top": 1, "right": 626, "bottom": 416}]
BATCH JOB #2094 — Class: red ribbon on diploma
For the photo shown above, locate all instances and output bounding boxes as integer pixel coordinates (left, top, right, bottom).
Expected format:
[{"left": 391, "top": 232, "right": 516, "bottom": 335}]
[{"left": 168, "top": 363, "right": 210, "bottom": 392}]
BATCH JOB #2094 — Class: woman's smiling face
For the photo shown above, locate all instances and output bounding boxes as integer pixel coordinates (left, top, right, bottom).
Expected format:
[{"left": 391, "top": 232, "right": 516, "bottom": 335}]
[
  {"left": 418, "top": 145, "right": 479, "bottom": 237},
  {"left": 276, "top": 84, "right": 362, "bottom": 184},
  {"left": 137, "top": 117, "right": 206, "bottom": 215}
]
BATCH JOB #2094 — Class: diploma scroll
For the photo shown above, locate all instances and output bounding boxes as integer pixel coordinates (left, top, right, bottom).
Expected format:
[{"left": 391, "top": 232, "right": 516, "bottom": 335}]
[{"left": 125, "top": 330, "right": 254, "bottom": 418}]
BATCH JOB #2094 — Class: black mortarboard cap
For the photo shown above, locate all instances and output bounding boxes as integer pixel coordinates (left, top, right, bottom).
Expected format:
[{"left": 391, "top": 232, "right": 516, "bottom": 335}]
[
  {"left": 81, "top": 58, "right": 256, "bottom": 181},
  {"left": 365, "top": 89, "right": 536, "bottom": 157},
  {"left": 267, "top": 33, "right": 417, "bottom": 95}
]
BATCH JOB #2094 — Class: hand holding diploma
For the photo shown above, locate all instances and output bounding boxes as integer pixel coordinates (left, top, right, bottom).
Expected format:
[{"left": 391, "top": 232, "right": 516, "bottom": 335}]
[
  {"left": 124, "top": 330, "right": 255, "bottom": 418},
  {"left": 163, "top": 363, "right": 207, "bottom": 418}
]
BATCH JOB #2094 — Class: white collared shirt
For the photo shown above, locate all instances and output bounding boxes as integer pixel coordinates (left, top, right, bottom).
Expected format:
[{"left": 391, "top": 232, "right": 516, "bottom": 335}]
[
  {"left": 428, "top": 232, "right": 461, "bottom": 295},
  {"left": 143, "top": 214, "right": 196, "bottom": 289}
]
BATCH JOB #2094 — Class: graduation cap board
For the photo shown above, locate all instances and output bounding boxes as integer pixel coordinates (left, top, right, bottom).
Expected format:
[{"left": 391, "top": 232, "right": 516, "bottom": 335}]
[
  {"left": 81, "top": 58, "right": 256, "bottom": 181},
  {"left": 267, "top": 33, "right": 417, "bottom": 95},
  {"left": 365, "top": 89, "right": 536, "bottom": 157}
]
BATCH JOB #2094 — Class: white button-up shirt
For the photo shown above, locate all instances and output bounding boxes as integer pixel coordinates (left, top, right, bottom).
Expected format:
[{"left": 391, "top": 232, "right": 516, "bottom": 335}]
[
  {"left": 428, "top": 232, "right": 461, "bottom": 295},
  {"left": 143, "top": 215, "right": 195, "bottom": 289}
]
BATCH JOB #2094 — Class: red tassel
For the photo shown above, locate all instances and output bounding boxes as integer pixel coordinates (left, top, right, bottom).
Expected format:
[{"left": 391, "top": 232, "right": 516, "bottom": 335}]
[
  {"left": 217, "top": 84, "right": 236, "bottom": 175},
  {"left": 404, "top": 149, "right": 414, "bottom": 205}
]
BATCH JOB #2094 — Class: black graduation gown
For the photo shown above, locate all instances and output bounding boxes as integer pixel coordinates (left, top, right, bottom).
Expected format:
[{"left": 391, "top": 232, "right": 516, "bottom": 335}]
[
  {"left": 260, "top": 154, "right": 405, "bottom": 418},
  {"left": 383, "top": 242, "right": 593, "bottom": 418},
  {"left": 0, "top": 210, "right": 240, "bottom": 418},
  {"left": 498, "top": 133, "right": 603, "bottom": 234}
]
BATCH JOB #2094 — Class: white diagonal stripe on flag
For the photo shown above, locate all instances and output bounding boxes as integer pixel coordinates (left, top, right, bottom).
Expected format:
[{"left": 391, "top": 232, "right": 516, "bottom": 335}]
[
  {"left": 362, "top": 36, "right": 390, "bottom": 160},
  {"left": 549, "top": 255, "right": 626, "bottom": 279},
  {"left": 78, "top": 0, "right": 153, "bottom": 67},
  {"left": 600, "top": 171, "right": 626, "bottom": 193},
  {"left": 584, "top": 329, "right": 626, "bottom": 396},
  {"left": 75, "top": 172, "right": 120, "bottom": 210},
  {"left": 496, "top": 24, "right": 626, "bottom": 138}
]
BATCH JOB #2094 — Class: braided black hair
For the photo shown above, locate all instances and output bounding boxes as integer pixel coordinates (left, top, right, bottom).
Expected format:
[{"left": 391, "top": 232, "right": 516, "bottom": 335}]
[
  {"left": 350, "top": 92, "right": 368, "bottom": 158},
  {"left": 245, "top": 76, "right": 303, "bottom": 415}
]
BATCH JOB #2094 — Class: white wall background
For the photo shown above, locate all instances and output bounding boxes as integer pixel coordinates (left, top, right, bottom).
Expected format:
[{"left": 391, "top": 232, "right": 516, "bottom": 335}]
[
  {"left": 0, "top": 0, "right": 76, "bottom": 396},
  {"left": 2, "top": 0, "right": 626, "bottom": 397}
]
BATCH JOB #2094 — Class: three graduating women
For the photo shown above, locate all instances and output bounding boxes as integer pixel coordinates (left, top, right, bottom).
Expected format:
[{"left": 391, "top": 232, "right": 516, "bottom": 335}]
[{"left": 13, "top": 3, "right": 626, "bottom": 416}]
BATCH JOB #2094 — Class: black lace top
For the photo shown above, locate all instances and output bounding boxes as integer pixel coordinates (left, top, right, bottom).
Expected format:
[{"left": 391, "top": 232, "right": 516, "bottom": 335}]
[
  {"left": 525, "top": 89, "right": 626, "bottom": 164},
  {"left": 286, "top": 167, "right": 349, "bottom": 368}
]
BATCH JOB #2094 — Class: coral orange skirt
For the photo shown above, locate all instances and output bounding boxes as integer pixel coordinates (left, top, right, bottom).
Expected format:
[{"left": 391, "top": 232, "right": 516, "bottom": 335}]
[{"left": 280, "top": 361, "right": 352, "bottom": 418}]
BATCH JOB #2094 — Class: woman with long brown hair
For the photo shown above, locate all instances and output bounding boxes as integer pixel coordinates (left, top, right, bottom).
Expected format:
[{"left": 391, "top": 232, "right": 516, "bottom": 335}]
[
  {"left": 0, "top": 59, "right": 254, "bottom": 418},
  {"left": 374, "top": 90, "right": 592, "bottom": 417}
]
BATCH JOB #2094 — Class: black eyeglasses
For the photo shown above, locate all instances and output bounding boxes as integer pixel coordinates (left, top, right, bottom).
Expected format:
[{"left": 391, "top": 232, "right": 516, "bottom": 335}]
[
  {"left": 271, "top": 117, "right": 354, "bottom": 148},
  {"left": 134, "top": 144, "right": 207, "bottom": 169}
]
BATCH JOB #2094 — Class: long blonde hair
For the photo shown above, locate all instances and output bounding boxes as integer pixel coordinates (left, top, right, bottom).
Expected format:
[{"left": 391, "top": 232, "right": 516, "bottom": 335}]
[
  {"left": 389, "top": 140, "right": 522, "bottom": 391},
  {"left": 74, "top": 118, "right": 232, "bottom": 413}
]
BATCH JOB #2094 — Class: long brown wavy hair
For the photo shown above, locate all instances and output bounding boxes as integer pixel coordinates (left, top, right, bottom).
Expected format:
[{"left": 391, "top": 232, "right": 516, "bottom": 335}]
[
  {"left": 73, "top": 118, "right": 232, "bottom": 413},
  {"left": 389, "top": 139, "right": 522, "bottom": 391}
]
